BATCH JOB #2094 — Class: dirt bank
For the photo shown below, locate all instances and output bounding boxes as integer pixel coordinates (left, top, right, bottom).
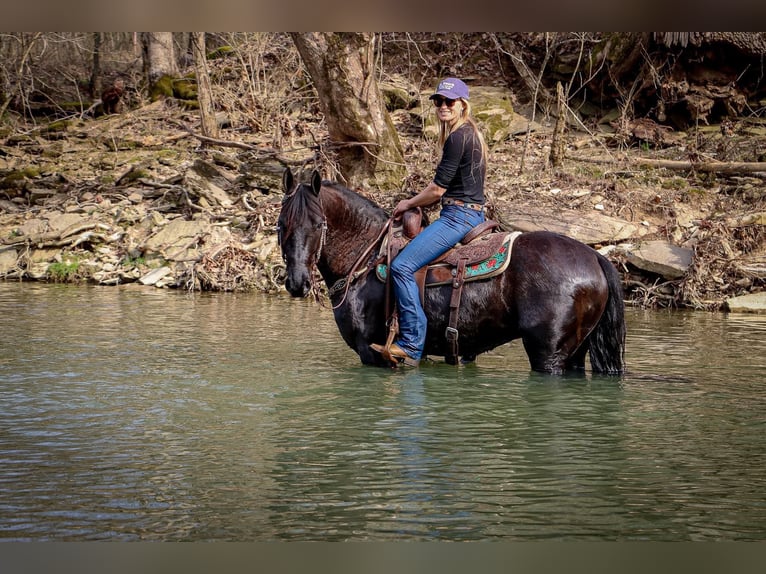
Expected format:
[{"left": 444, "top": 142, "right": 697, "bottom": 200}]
[{"left": 0, "top": 99, "right": 764, "bottom": 310}]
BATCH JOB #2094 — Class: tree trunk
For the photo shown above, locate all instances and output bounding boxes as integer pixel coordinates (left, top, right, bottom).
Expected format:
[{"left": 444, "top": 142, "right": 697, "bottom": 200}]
[
  {"left": 191, "top": 33, "right": 218, "bottom": 139},
  {"left": 550, "top": 82, "right": 566, "bottom": 167},
  {"left": 290, "top": 32, "right": 405, "bottom": 189},
  {"left": 89, "top": 32, "right": 102, "bottom": 99},
  {"left": 141, "top": 32, "right": 179, "bottom": 99}
]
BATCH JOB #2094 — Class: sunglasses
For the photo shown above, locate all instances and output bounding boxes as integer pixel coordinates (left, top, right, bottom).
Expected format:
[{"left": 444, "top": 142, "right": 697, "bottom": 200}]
[{"left": 432, "top": 96, "right": 457, "bottom": 108}]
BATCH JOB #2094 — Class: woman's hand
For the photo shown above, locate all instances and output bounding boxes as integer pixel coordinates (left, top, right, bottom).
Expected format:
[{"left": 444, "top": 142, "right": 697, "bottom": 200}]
[
  {"left": 392, "top": 199, "right": 412, "bottom": 219},
  {"left": 392, "top": 182, "right": 445, "bottom": 219}
]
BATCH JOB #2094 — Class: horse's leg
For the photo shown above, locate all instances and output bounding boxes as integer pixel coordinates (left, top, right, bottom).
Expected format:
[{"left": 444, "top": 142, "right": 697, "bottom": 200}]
[
  {"left": 564, "top": 344, "right": 588, "bottom": 372},
  {"left": 521, "top": 302, "right": 596, "bottom": 375},
  {"left": 522, "top": 336, "right": 568, "bottom": 374}
]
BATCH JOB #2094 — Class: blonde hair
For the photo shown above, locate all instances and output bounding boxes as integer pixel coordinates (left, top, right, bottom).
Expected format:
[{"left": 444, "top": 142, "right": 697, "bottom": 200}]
[{"left": 436, "top": 99, "right": 488, "bottom": 169}]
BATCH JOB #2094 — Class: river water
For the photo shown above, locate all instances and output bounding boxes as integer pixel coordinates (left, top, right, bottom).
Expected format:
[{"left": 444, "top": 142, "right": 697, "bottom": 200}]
[{"left": 1, "top": 282, "right": 765, "bottom": 541}]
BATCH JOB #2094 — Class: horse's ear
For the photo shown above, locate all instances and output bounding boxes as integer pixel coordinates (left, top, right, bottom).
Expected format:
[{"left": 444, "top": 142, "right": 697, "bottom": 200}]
[
  {"left": 310, "top": 170, "right": 322, "bottom": 196},
  {"left": 282, "top": 168, "right": 294, "bottom": 195}
]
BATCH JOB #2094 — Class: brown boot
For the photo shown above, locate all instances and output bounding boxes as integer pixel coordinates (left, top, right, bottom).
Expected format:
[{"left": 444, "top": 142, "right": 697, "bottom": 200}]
[{"left": 370, "top": 342, "right": 419, "bottom": 367}]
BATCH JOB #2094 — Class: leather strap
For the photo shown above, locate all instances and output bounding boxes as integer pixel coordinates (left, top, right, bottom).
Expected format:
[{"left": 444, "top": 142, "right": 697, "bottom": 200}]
[
  {"left": 445, "top": 257, "right": 468, "bottom": 365},
  {"left": 414, "top": 266, "right": 427, "bottom": 306},
  {"left": 461, "top": 219, "right": 500, "bottom": 244}
]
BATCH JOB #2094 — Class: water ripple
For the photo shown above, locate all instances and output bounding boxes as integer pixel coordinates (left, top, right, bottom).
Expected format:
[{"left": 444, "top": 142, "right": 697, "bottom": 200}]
[{"left": 0, "top": 284, "right": 765, "bottom": 540}]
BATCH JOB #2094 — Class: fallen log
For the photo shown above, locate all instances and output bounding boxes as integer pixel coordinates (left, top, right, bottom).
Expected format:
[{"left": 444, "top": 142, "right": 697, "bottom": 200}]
[{"left": 569, "top": 153, "right": 766, "bottom": 175}]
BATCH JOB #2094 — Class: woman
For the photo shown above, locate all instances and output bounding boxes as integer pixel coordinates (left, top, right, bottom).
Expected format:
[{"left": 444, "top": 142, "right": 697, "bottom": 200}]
[{"left": 371, "top": 77, "right": 488, "bottom": 367}]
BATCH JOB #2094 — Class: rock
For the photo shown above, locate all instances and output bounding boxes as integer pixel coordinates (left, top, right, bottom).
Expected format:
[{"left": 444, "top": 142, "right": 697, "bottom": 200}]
[
  {"left": 0, "top": 247, "right": 18, "bottom": 275},
  {"left": 416, "top": 85, "right": 542, "bottom": 143},
  {"left": 499, "top": 205, "right": 652, "bottom": 244},
  {"left": 143, "top": 218, "right": 210, "bottom": 261},
  {"left": 30, "top": 248, "right": 58, "bottom": 263},
  {"left": 726, "top": 212, "right": 766, "bottom": 227},
  {"left": 139, "top": 266, "right": 172, "bottom": 286},
  {"left": 624, "top": 240, "right": 693, "bottom": 279},
  {"left": 15, "top": 218, "right": 47, "bottom": 237},
  {"left": 724, "top": 292, "right": 766, "bottom": 314},
  {"left": 46, "top": 213, "right": 87, "bottom": 235},
  {"left": 185, "top": 159, "right": 234, "bottom": 207},
  {"left": 379, "top": 76, "right": 417, "bottom": 110},
  {"left": 0, "top": 199, "right": 20, "bottom": 212}
]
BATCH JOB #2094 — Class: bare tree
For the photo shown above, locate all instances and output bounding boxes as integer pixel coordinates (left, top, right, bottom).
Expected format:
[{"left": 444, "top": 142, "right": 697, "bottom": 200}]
[
  {"left": 0, "top": 32, "right": 43, "bottom": 120},
  {"left": 191, "top": 32, "right": 218, "bottom": 139},
  {"left": 141, "top": 32, "right": 179, "bottom": 99},
  {"left": 290, "top": 32, "right": 405, "bottom": 189},
  {"left": 89, "top": 32, "right": 102, "bottom": 99}
]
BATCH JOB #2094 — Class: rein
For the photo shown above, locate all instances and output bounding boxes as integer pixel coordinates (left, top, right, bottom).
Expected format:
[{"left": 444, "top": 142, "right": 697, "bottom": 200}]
[{"left": 327, "top": 217, "right": 394, "bottom": 309}]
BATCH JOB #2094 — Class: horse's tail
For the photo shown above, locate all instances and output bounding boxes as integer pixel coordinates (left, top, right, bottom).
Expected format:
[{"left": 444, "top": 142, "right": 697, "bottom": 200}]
[{"left": 588, "top": 253, "right": 627, "bottom": 375}]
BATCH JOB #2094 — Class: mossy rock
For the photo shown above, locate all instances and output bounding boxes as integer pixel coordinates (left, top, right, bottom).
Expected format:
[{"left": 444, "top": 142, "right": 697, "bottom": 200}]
[
  {"left": 173, "top": 78, "right": 197, "bottom": 100},
  {"left": 0, "top": 166, "right": 41, "bottom": 190},
  {"left": 207, "top": 46, "right": 234, "bottom": 60},
  {"left": 0, "top": 170, "right": 28, "bottom": 190},
  {"left": 179, "top": 100, "right": 200, "bottom": 111},
  {"left": 470, "top": 87, "right": 516, "bottom": 144},
  {"left": 149, "top": 75, "right": 175, "bottom": 101},
  {"left": 379, "top": 80, "right": 417, "bottom": 112}
]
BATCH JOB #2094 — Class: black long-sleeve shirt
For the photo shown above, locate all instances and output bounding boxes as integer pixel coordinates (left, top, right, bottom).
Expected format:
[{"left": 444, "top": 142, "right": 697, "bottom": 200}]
[{"left": 433, "top": 123, "right": 485, "bottom": 204}]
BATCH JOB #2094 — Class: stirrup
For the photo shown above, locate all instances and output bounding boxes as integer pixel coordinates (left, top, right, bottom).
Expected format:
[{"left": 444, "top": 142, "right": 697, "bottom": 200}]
[{"left": 370, "top": 342, "right": 419, "bottom": 368}]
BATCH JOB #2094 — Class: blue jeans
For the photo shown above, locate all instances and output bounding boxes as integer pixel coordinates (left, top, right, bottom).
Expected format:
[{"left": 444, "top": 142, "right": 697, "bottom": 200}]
[{"left": 390, "top": 204, "right": 485, "bottom": 360}]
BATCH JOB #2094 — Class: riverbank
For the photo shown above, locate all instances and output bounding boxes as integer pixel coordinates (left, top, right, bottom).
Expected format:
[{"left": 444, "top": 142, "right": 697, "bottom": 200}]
[{"left": 0, "top": 98, "right": 764, "bottom": 311}]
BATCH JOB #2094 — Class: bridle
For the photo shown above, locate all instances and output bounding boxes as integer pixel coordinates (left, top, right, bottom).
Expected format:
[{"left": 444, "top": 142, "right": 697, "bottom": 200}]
[
  {"left": 277, "top": 185, "right": 328, "bottom": 266},
  {"left": 278, "top": 186, "right": 393, "bottom": 310}
]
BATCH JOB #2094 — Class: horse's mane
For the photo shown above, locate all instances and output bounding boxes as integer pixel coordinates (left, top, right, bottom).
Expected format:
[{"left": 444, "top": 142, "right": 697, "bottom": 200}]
[
  {"left": 322, "top": 181, "right": 388, "bottom": 220},
  {"left": 281, "top": 179, "right": 388, "bottom": 241}
]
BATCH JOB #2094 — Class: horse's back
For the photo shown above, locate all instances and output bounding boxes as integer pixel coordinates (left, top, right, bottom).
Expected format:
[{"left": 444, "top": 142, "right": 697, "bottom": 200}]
[
  {"left": 510, "top": 231, "right": 607, "bottom": 287},
  {"left": 508, "top": 231, "right": 609, "bottom": 330}
]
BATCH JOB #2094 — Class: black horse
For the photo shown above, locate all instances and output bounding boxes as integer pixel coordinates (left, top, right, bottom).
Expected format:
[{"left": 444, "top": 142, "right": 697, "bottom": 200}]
[{"left": 277, "top": 168, "right": 626, "bottom": 374}]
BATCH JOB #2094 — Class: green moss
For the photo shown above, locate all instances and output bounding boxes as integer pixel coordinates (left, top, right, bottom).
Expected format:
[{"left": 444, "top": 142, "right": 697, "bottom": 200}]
[
  {"left": 48, "top": 257, "right": 81, "bottom": 282},
  {"left": 661, "top": 177, "right": 689, "bottom": 190},
  {"left": 207, "top": 45, "right": 234, "bottom": 59},
  {"left": 121, "top": 255, "right": 146, "bottom": 268},
  {"left": 0, "top": 171, "right": 27, "bottom": 189},
  {"left": 119, "top": 168, "right": 149, "bottom": 183},
  {"left": 575, "top": 164, "right": 604, "bottom": 179},
  {"left": 44, "top": 119, "right": 71, "bottom": 133},
  {"left": 173, "top": 78, "right": 197, "bottom": 100},
  {"left": 149, "top": 75, "right": 175, "bottom": 101},
  {"left": 0, "top": 167, "right": 40, "bottom": 188}
]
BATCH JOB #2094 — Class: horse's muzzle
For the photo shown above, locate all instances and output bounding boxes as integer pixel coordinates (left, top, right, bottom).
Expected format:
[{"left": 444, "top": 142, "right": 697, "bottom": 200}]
[{"left": 285, "top": 273, "right": 311, "bottom": 297}]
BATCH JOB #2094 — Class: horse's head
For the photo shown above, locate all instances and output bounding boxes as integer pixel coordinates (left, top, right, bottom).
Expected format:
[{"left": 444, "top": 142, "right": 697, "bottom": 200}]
[{"left": 277, "top": 168, "right": 326, "bottom": 297}]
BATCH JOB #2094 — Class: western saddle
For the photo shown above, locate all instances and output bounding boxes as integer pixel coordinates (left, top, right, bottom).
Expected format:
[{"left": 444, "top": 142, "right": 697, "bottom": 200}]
[{"left": 379, "top": 208, "right": 521, "bottom": 365}]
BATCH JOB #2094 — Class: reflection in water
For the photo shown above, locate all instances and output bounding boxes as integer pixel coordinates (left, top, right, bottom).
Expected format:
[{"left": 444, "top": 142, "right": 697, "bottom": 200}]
[{"left": 0, "top": 283, "right": 765, "bottom": 540}]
